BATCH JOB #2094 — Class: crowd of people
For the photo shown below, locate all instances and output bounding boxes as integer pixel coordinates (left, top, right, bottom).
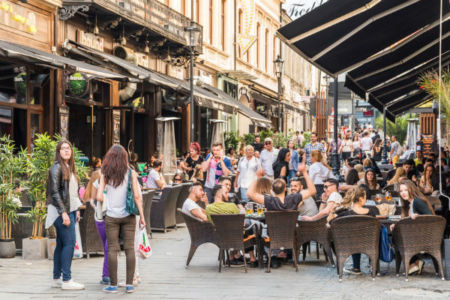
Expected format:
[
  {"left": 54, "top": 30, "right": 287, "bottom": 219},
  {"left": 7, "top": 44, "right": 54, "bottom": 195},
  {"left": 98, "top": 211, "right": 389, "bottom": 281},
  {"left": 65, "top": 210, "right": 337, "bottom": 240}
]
[{"left": 45, "top": 127, "right": 450, "bottom": 291}]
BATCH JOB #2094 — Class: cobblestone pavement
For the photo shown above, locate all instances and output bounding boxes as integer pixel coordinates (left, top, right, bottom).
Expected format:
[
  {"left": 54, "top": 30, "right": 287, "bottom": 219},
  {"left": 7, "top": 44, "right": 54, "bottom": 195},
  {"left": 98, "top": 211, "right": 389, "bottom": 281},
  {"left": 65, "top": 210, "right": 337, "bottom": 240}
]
[{"left": 1, "top": 226, "right": 450, "bottom": 300}]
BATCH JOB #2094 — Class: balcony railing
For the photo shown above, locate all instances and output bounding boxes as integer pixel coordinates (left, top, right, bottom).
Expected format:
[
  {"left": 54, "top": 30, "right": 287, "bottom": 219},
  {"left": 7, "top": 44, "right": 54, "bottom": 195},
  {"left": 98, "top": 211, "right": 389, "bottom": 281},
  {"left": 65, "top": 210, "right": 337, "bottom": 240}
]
[{"left": 63, "top": 0, "right": 203, "bottom": 53}]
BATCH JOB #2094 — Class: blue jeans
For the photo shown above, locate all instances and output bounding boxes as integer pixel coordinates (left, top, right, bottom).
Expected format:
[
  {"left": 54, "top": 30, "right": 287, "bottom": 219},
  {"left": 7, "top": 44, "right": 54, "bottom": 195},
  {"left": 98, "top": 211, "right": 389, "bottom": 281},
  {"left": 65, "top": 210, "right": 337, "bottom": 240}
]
[
  {"left": 53, "top": 211, "right": 76, "bottom": 281},
  {"left": 287, "top": 169, "right": 297, "bottom": 186},
  {"left": 240, "top": 188, "right": 248, "bottom": 203}
]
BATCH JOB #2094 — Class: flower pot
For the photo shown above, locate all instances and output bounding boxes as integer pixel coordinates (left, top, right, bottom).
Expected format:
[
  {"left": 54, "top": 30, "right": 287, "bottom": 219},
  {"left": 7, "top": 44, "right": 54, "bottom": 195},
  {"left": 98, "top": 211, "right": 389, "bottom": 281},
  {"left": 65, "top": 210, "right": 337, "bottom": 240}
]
[
  {"left": 0, "top": 239, "right": 16, "bottom": 258},
  {"left": 22, "top": 237, "right": 48, "bottom": 260}
]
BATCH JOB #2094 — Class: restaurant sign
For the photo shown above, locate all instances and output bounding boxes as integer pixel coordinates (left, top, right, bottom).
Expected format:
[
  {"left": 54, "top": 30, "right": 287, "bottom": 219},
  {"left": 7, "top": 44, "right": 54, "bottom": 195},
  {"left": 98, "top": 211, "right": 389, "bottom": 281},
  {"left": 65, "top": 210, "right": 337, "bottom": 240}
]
[
  {"left": 0, "top": 0, "right": 37, "bottom": 35},
  {"left": 76, "top": 30, "right": 104, "bottom": 52}
]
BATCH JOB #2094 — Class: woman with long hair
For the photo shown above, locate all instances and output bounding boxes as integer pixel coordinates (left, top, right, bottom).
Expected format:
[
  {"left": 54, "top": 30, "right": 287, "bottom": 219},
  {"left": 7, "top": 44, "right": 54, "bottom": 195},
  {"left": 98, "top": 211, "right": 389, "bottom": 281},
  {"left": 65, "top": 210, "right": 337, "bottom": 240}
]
[
  {"left": 255, "top": 176, "right": 273, "bottom": 195},
  {"left": 339, "top": 131, "right": 353, "bottom": 162},
  {"left": 352, "top": 134, "right": 361, "bottom": 158},
  {"left": 358, "top": 169, "right": 380, "bottom": 197},
  {"left": 397, "top": 179, "right": 434, "bottom": 275},
  {"left": 309, "top": 150, "right": 333, "bottom": 199},
  {"left": 419, "top": 164, "right": 437, "bottom": 195},
  {"left": 337, "top": 186, "right": 379, "bottom": 275},
  {"left": 272, "top": 148, "right": 291, "bottom": 181},
  {"left": 372, "top": 139, "right": 383, "bottom": 162},
  {"left": 96, "top": 145, "right": 145, "bottom": 294},
  {"left": 45, "top": 140, "right": 84, "bottom": 290},
  {"left": 387, "top": 167, "right": 407, "bottom": 186},
  {"left": 83, "top": 168, "right": 109, "bottom": 285}
]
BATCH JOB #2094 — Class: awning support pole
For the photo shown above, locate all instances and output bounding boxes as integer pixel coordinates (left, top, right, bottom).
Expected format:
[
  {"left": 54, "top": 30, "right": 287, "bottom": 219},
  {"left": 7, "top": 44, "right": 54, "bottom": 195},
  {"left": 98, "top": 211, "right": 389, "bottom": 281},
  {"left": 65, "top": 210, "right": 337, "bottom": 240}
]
[
  {"left": 189, "top": 49, "right": 195, "bottom": 144},
  {"left": 382, "top": 105, "right": 388, "bottom": 164},
  {"left": 332, "top": 77, "right": 340, "bottom": 176},
  {"left": 277, "top": 75, "right": 282, "bottom": 133}
]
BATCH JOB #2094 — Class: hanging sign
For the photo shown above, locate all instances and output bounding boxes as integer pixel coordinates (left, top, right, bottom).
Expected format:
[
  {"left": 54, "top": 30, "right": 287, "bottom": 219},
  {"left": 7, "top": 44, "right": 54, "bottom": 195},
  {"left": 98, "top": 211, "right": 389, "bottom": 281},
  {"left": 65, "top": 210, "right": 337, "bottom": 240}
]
[
  {"left": 0, "top": 0, "right": 37, "bottom": 34},
  {"left": 76, "top": 30, "right": 104, "bottom": 52},
  {"left": 68, "top": 72, "right": 89, "bottom": 97},
  {"left": 238, "top": 0, "right": 257, "bottom": 55}
]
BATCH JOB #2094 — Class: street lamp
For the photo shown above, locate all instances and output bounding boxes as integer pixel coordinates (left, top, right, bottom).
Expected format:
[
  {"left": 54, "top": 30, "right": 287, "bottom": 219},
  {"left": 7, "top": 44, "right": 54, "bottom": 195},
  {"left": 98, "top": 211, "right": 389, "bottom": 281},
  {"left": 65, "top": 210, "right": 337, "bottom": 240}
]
[
  {"left": 184, "top": 22, "right": 200, "bottom": 143},
  {"left": 274, "top": 55, "right": 284, "bottom": 133}
]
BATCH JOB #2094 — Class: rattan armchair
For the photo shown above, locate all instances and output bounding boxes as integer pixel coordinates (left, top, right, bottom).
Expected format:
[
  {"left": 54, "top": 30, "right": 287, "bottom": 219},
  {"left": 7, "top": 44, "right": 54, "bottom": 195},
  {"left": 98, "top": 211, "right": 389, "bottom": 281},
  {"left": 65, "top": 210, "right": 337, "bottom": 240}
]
[
  {"left": 296, "top": 215, "right": 335, "bottom": 266},
  {"left": 178, "top": 209, "right": 218, "bottom": 267},
  {"left": 142, "top": 190, "right": 156, "bottom": 237},
  {"left": 265, "top": 211, "right": 299, "bottom": 273},
  {"left": 330, "top": 215, "right": 380, "bottom": 281},
  {"left": 79, "top": 203, "right": 104, "bottom": 258},
  {"left": 392, "top": 215, "right": 445, "bottom": 281},
  {"left": 210, "top": 214, "right": 249, "bottom": 273},
  {"left": 150, "top": 185, "right": 183, "bottom": 232},
  {"left": 176, "top": 182, "right": 193, "bottom": 225}
]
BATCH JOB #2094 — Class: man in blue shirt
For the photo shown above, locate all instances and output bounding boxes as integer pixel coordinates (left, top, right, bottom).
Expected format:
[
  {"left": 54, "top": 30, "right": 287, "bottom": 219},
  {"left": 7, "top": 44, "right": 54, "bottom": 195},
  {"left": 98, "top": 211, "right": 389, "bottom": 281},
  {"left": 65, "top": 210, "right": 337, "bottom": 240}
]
[
  {"left": 304, "top": 132, "right": 325, "bottom": 165},
  {"left": 201, "top": 143, "right": 232, "bottom": 203}
]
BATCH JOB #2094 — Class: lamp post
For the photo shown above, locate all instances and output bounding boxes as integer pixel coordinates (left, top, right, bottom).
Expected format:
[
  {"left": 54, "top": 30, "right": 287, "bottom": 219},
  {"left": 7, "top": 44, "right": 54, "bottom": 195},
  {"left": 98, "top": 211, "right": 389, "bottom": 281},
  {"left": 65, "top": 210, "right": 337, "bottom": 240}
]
[
  {"left": 381, "top": 105, "right": 388, "bottom": 164},
  {"left": 332, "top": 77, "right": 340, "bottom": 176},
  {"left": 184, "top": 22, "right": 200, "bottom": 143},
  {"left": 274, "top": 55, "right": 284, "bottom": 133}
]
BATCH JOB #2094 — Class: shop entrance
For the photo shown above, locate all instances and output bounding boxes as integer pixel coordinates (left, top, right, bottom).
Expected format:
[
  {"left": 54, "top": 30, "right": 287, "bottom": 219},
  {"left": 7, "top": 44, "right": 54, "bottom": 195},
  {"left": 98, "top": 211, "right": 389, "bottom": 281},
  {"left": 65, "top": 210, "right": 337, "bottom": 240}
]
[{"left": 121, "top": 110, "right": 150, "bottom": 163}]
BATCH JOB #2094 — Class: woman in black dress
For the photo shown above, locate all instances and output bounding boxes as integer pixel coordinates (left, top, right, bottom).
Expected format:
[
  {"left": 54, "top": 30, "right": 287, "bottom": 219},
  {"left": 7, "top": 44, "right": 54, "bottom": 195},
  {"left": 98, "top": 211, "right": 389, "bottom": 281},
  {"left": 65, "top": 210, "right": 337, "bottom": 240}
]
[
  {"left": 272, "top": 148, "right": 291, "bottom": 181},
  {"left": 372, "top": 138, "right": 382, "bottom": 162}
]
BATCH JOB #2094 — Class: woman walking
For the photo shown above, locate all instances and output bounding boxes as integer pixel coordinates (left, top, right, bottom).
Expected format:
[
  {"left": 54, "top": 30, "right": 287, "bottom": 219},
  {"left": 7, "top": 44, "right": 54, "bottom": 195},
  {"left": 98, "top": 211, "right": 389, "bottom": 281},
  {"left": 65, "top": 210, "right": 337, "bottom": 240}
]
[
  {"left": 287, "top": 140, "right": 299, "bottom": 184},
  {"left": 97, "top": 145, "right": 145, "bottom": 294},
  {"left": 46, "top": 141, "right": 85, "bottom": 290},
  {"left": 309, "top": 150, "right": 333, "bottom": 200}
]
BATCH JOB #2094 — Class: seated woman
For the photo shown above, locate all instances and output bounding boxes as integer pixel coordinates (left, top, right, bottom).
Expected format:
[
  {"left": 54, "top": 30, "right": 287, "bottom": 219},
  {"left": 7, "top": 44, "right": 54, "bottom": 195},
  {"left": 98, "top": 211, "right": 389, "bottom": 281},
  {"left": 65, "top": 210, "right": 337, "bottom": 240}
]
[
  {"left": 358, "top": 169, "right": 381, "bottom": 198},
  {"left": 337, "top": 186, "right": 379, "bottom": 275},
  {"left": 396, "top": 179, "right": 434, "bottom": 275},
  {"left": 339, "top": 165, "right": 360, "bottom": 192},
  {"left": 419, "top": 164, "right": 438, "bottom": 195}
]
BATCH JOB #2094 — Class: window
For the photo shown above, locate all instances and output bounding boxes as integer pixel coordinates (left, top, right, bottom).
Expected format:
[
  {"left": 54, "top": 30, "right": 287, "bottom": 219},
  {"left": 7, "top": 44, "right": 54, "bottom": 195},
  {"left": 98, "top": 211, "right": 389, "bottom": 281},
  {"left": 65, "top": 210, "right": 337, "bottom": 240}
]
[
  {"left": 264, "top": 29, "right": 269, "bottom": 71},
  {"left": 238, "top": 9, "right": 242, "bottom": 57},
  {"left": 209, "top": 0, "right": 213, "bottom": 44},
  {"left": 221, "top": 0, "right": 226, "bottom": 50},
  {"left": 256, "top": 22, "right": 260, "bottom": 68}
]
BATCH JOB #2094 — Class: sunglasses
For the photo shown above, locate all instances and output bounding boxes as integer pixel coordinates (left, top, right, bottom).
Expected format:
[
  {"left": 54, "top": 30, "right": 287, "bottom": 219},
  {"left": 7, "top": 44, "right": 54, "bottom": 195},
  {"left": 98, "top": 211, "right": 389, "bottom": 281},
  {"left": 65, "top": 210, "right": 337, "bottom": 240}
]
[
  {"left": 289, "top": 177, "right": 301, "bottom": 182},
  {"left": 265, "top": 141, "right": 272, "bottom": 145},
  {"left": 323, "top": 184, "right": 333, "bottom": 189}
]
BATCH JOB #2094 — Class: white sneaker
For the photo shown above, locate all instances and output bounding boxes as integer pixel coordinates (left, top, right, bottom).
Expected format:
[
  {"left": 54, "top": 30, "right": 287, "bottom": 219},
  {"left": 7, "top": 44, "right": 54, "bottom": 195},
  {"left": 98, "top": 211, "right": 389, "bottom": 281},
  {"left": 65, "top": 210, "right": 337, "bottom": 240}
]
[
  {"left": 61, "top": 279, "right": 85, "bottom": 290},
  {"left": 51, "top": 278, "right": 62, "bottom": 288}
]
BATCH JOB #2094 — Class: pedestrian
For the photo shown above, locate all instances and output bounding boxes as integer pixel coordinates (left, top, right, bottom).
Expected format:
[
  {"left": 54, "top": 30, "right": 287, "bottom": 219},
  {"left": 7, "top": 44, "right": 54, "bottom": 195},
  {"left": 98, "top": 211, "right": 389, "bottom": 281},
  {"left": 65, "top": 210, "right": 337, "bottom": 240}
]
[
  {"left": 234, "top": 145, "right": 262, "bottom": 203},
  {"left": 83, "top": 169, "right": 109, "bottom": 286},
  {"left": 304, "top": 132, "right": 325, "bottom": 165},
  {"left": 96, "top": 145, "right": 146, "bottom": 294},
  {"left": 260, "top": 137, "right": 279, "bottom": 179},
  {"left": 360, "top": 131, "right": 373, "bottom": 158},
  {"left": 287, "top": 140, "right": 300, "bottom": 184},
  {"left": 339, "top": 131, "right": 353, "bottom": 162},
  {"left": 272, "top": 148, "right": 291, "bottom": 181},
  {"left": 308, "top": 150, "right": 333, "bottom": 200},
  {"left": 352, "top": 134, "right": 362, "bottom": 158},
  {"left": 252, "top": 135, "right": 264, "bottom": 153},
  {"left": 45, "top": 140, "right": 85, "bottom": 290},
  {"left": 201, "top": 142, "right": 232, "bottom": 203}
]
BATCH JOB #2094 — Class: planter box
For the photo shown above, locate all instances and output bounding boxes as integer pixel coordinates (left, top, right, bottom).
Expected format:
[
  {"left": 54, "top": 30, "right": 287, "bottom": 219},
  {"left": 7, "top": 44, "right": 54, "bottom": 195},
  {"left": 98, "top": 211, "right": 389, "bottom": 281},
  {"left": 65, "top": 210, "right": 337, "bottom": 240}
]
[
  {"left": 12, "top": 213, "right": 34, "bottom": 250},
  {"left": 47, "top": 238, "right": 57, "bottom": 260},
  {"left": 22, "top": 237, "right": 48, "bottom": 260},
  {"left": 0, "top": 240, "right": 16, "bottom": 258}
]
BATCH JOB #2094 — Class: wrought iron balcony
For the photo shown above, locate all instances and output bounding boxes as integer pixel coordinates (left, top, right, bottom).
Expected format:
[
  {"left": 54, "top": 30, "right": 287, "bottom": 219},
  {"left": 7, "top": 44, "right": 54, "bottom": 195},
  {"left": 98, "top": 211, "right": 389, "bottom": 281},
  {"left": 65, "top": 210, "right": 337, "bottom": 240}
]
[{"left": 60, "top": 0, "right": 203, "bottom": 55}]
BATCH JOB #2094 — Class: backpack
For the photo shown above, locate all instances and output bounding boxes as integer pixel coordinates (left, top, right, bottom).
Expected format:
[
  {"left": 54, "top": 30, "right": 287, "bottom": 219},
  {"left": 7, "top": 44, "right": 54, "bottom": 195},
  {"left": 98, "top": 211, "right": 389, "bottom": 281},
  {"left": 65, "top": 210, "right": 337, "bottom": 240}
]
[{"left": 379, "top": 225, "right": 394, "bottom": 263}]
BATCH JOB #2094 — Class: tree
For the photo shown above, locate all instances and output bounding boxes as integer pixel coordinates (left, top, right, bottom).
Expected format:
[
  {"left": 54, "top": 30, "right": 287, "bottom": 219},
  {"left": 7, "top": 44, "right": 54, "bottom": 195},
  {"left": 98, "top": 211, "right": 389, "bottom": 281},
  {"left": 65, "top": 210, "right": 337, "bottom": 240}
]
[{"left": 375, "top": 114, "right": 409, "bottom": 145}]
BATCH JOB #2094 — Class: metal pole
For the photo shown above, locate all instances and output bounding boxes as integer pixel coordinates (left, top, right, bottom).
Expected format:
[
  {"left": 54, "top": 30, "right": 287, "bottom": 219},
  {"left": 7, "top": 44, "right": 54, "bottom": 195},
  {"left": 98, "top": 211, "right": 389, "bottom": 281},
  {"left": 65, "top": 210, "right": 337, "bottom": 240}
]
[
  {"left": 278, "top": 75, "right": 282, "bottom": 133},
  {"left": 332, "top": 78, "right": 340, "bottom": 176},
  {"left": 381, "top": 105, "right": 388, "bottom": 164},
  {"left": 189, "top": 50, "right": 194, "bottom": 143}
]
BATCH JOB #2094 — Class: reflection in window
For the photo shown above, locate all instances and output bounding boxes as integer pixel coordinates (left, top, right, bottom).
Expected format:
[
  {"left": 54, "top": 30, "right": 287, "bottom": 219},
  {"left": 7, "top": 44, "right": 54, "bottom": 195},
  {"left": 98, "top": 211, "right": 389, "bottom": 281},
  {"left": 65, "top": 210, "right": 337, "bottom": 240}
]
[
  {"left": 0, "top": 107, "right": 12, "bottom": 137},
  {"left": 0, "top": 63, "right": 27, "bottom": 104},
  {"left": 30, "top": 71, "right": 49, "bottom": 105}
]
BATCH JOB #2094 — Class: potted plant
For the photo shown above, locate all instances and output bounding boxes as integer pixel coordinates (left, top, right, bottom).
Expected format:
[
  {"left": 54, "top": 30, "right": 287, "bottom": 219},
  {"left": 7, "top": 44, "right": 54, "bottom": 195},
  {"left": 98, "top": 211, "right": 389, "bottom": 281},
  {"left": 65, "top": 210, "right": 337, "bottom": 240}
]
[
  {"left": 0, "top": 136, "right": 27, "bottom": 258},
  {"left": 23, "top": 133, "right": 56, "bottom": 259}
]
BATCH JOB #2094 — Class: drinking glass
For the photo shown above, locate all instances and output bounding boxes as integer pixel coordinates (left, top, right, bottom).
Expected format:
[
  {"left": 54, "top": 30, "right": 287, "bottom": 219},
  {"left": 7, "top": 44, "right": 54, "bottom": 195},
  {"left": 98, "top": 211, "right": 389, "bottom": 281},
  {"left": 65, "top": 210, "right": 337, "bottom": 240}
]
[
  {"left": 375, "top": 194, "right": 382, "bottom": 203},
  {"left": 245, "top": 203, "right": 253, "bottom": 216},
  {"left": 257, "top": 205, "right": 264, "bottom": 216},
  {"left": 385, "top": 191, "right": 392, "bottom": 202}
]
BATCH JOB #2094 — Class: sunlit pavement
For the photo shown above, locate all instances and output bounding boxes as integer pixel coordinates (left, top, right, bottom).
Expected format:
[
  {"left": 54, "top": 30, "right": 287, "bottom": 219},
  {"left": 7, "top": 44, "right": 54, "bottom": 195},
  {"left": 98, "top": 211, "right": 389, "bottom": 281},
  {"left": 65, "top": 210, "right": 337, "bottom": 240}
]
[{"left": 1, "top": 226, "right": 450, "bottom": 300}]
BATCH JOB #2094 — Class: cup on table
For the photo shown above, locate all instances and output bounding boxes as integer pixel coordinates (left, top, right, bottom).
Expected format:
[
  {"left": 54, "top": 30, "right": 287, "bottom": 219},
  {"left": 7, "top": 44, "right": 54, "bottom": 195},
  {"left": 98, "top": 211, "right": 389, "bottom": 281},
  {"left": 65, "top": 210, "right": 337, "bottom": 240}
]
[
  {"left": 375, "top": 194, "right": 383, "bottom": 203},
  {"left": 256, "top": 204, "right": 264, "bottom": 216},
  {"left": 385, "top": 191, "right": 392, "bottom": 202},
  {"left": 245, "top": 203, "right": 253, "bottom": 216}
]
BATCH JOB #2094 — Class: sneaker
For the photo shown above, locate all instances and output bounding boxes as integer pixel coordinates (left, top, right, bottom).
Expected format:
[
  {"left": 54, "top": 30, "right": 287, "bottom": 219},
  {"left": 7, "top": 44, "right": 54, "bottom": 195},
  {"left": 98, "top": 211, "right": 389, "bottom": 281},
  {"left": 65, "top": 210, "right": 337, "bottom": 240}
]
[
  {"left": 103, "top": 285, "right": 119, "bottom": 293},
  {"left": 100, "top": 277, "right": 110, "bottom": 285},
  {"left": 133, "top": 276, "right": 141, "bottom": 286},
  {"left": 51, "top": 278, "right": 62, "bottom": 288},
  {"left": 344, "top": 267, "right": 362, "bottom": 275},
  {"left": 61, "top": 279, "right": 85, "bottom": 290},
  {"left": 126, "top": 285, "right": 135, "bottom": 294}
]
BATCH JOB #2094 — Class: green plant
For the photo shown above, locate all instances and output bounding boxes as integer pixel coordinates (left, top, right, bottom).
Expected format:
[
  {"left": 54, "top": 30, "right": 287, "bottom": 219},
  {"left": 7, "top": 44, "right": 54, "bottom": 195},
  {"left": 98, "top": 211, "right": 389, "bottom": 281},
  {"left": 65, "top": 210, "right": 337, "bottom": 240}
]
[
  {"left": 375, "top": 114, "right": 409, "bottom": 145},
  {"left": 258, "top": 130, "right": 273, "bottom": 142},
  {"left": 242, "top": 133, "right": 255, "bottom": 146},
  {"left": 302, "top": 132, "right": 311, "bottom": 148},
  {"left": 273, "top": 132, "right": 294, "bottom": 148},
  {"left": 419, "top": 70, "right": 450, "bottom": 118},
  {"left": 224, "top": 131, "right": 241, "bottom": 152},
  {"left": 0, "top": 136, "right": 27, "bottom": 240}
]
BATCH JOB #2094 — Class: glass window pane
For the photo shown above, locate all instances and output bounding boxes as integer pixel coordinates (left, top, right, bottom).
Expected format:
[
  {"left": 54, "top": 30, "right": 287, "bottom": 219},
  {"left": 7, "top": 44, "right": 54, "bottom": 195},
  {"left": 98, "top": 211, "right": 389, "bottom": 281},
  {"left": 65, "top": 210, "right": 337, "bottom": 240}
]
[
  {"left": 30, "top": 71, "right": 49, "bottom": 105},
  {"left": 0, "top": 63, "right": 27, "bottom": 104},
  {"left": 30, "top": 113, "right": 41, "bottom": 143},
  {"left": 0, "top": 107, "right": 12, "bottom": 137}
]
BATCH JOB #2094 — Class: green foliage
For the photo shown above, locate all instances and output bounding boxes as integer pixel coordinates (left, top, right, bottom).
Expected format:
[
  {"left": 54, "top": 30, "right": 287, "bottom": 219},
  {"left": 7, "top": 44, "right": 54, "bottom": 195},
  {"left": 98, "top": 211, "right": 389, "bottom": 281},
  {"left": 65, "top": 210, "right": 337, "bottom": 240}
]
[
  {"left": 258, "top": 130, "right": 273, "bottom": 142},
  {"left": 224, "top": 131, "right": 241, "bottom": 151},
  {"left": 242, "top": 133, "right": 255, "bottom": 146},
  {"left": 419, "top": 70, "right": 450, "bottom": 118},
  {"left": 375, "top": 114, "right": 409, "bottom": 145},
  {"left": 273, "top": 132, "right": 294, "bottom": 148},
  {"left": 302, "top": 132, "right": 311, "bottom": 148}
]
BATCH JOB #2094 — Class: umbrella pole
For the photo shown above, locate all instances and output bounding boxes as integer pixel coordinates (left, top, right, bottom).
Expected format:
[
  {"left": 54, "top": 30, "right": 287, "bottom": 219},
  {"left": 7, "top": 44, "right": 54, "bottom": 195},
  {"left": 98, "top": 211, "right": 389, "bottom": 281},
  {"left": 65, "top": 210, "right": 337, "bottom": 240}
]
[{"left": 332, "top": 78, "right": 340, "bottom": 176}]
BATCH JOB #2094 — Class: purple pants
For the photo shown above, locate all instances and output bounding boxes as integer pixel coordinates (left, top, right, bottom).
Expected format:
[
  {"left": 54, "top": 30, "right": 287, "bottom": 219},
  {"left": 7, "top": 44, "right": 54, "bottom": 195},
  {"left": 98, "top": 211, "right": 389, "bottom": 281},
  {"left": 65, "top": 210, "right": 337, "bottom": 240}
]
[{"left": 95, "top": 220, "right": 109, "bottom": 278}]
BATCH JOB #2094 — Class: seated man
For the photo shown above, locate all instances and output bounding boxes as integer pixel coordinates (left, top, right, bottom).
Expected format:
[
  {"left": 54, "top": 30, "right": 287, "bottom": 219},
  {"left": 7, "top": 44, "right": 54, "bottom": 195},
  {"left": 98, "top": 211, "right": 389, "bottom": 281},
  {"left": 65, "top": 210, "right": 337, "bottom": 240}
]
[
  {"left": 146, "top": 160, "right": 166, "bottom": 190},
  {"left": 301, "top": 178, "right": 342, "bottom": 221},
  {"left": 181, "top": 182, "right": 208, "bottom": 222},
  {"left": 246, "top": 163, "right": 316, "bottom": 211},
  {"left": 290, "top": 177, "right": 318, "bottom": 218},
  {"left": 206, "top": 184, "right": 257, "bottom": 266}
]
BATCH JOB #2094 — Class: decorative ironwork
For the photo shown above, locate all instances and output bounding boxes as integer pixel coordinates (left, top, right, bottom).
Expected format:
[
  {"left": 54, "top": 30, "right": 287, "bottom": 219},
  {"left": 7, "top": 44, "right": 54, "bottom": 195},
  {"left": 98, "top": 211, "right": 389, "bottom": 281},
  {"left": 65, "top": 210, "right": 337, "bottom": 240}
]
[{"left": 59, "top": 5, "right": 90, "bottom": 21}]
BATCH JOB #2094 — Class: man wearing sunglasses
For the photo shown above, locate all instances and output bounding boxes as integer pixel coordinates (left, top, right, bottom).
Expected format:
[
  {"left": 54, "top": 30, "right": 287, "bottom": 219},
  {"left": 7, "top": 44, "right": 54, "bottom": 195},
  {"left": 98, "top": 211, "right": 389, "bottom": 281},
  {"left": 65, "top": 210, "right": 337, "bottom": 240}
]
[
  {"left": 260, "top": 137, "right": 279, "bottom": 179},
  {"left": 301, "top": 178, "right": 342, "bottom": 221}
]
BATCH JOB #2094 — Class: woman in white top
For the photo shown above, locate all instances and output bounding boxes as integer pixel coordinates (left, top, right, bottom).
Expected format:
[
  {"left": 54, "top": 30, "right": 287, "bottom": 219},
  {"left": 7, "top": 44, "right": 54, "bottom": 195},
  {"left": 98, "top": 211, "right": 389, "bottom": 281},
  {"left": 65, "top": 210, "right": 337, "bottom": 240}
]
[
  {"left": 352, "top": 134, "right": 361, "bottom": 157},
  {"left": 234, "top": 145, "right": 262, "bottom": 203},
  {"left": 308, "top": 150, "right": 333, "bottom": 200},
  {"left": 339, "top": 132, "right": 353, "bottom": 161},
  {"left": 97, "top": 145, "right": 145, "bottom": 294}
]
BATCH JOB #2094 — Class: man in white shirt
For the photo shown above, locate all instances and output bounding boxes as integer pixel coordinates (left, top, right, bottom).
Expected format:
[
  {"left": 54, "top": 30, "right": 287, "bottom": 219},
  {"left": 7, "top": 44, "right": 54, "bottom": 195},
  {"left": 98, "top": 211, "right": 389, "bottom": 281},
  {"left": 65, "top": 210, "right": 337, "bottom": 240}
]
[
  {"left": 301, "top": 178, "right": 342, "bottom": 221},
  {"left": 146, "top": 160, "right": 166, "bottom": 189},
  {"left": 360, "top": 131, "right": 373, "bottom": 158},
  {"left": 234, "top": 145, "right": 263, "bottom": 202},
  {"left": 181, "top": 182, "right": 208, "bottom": 222},
  {"left": 260, "top": 138, "right": 279, "bottom": 179}
]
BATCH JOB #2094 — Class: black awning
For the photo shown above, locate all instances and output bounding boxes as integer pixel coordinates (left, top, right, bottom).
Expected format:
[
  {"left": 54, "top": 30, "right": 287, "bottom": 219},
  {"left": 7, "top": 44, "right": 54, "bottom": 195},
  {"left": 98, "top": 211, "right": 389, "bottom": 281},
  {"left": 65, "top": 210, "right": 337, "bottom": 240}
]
[
  {"left": 278, "top": 0, "right": 449, "bottom": 76},
  {"left": 0, "top": 40, "right": 126, "bottom": 79},
  {"left": 251, "top": 91, "right": 278, "bottom": 105},
  {"left": 388, "top": 91, "right": 432, "bottom": 115}
]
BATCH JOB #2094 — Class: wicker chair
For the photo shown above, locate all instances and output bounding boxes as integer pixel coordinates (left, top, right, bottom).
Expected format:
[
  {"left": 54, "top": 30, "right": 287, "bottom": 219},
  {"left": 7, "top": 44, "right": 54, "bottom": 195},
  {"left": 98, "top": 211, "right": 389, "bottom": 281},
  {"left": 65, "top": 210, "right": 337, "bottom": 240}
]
[
  {"left": 296, "top": 215, "right": 335, "bottom": 266},
  {"left": 392, "top": 215, "right": 445, "bottom": 281},
  {"left": 142, "top": 190, "right": 156, "bottom": 237},
  {"left": 178, "top": 209, "right": 218, "bottom": 267},
  {"left": 265, "top": 210, "right": 299, "bottom": 273},
  {"left": 150, "top": 185, "right": 183, "bottom": 232},
  {"left": 176, "top": 182, "right": 193, "bottom": 225},
  {"left": 79, "top": 203, "right": 104, "bottom": 258},
  {"left": 330, "top": 215, "right": 380, "bottom": 281},
  {"left": 210, "top": 214, "right": 249, "bottom": 273}
]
